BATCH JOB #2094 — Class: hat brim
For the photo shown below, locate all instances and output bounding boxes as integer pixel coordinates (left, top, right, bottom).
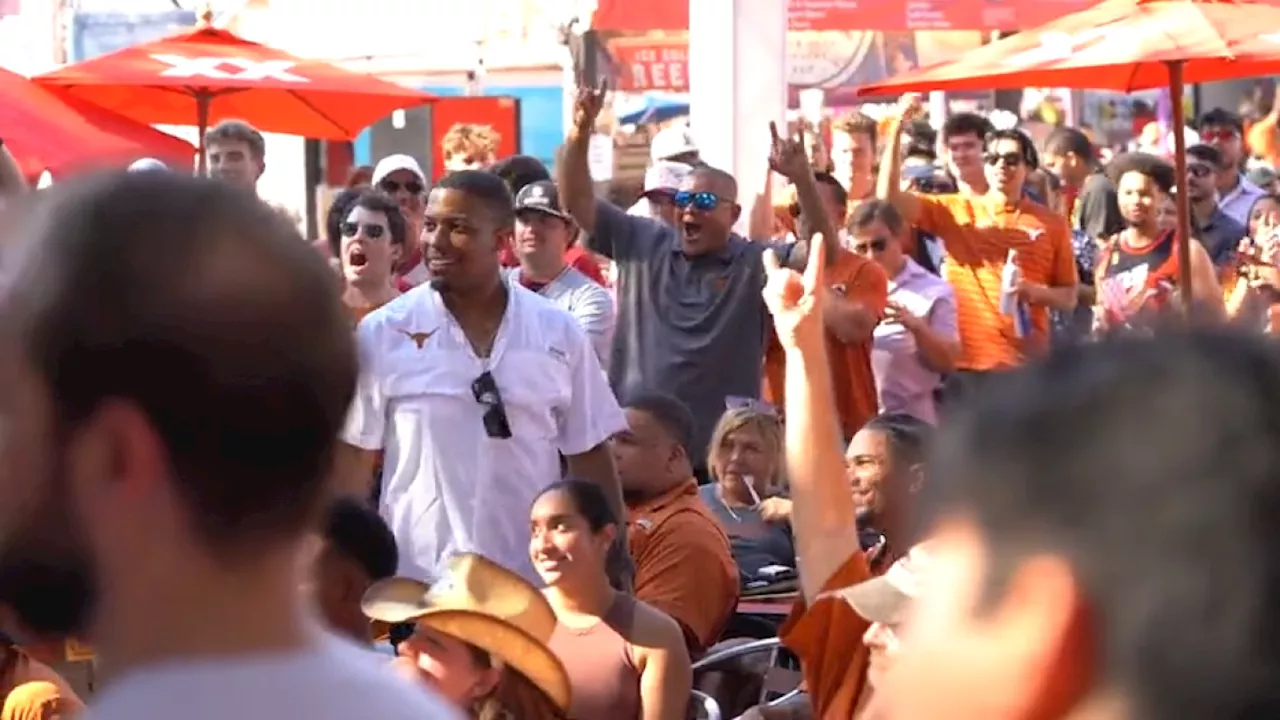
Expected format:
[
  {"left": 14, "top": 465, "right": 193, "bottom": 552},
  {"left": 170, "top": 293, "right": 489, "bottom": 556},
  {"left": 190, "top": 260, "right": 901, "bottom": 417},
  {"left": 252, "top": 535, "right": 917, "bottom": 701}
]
[
  {"left": 515, "top": 206, "right": 573, "bottom": 223},
  {"left": 833, "top": 575, "right": 910, "bottom": 625},
  {"left": 362, "top": 576, "right": 435, "bottom": 624},
  {"left": 421, "top": 610, "right": 572, "bottom": 713}
]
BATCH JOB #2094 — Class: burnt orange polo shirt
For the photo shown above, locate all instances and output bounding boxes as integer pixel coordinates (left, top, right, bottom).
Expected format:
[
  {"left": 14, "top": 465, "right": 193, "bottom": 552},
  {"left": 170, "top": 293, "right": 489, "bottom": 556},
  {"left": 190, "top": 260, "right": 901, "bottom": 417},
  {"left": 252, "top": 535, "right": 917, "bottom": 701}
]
[
  {"left": 778, "top": 552, "right": 876, "bottom": 720},
  {"left": 916, "top": 194, "right": 1078, "bottom": 370},
  {"left": 627, "top": 479, "right": 740, "bottom": 657},
  {"left": 763, "top": 248, "right": 888, "bottom": 439}
]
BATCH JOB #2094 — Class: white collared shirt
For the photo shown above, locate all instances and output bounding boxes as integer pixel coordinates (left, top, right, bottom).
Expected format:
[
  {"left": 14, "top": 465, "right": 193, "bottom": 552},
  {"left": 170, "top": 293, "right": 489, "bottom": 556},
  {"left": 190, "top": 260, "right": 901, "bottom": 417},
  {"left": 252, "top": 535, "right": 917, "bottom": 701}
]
[{"left": 342, "top": 279, "right": 626, "bottom": 583}]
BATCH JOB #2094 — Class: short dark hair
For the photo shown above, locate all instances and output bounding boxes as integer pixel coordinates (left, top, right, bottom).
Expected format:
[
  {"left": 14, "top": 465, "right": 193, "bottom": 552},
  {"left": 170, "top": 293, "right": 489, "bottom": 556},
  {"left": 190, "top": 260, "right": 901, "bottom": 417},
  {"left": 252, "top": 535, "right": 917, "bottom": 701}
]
[
  {"left": 984, "top": 129, "right": 1039, "bottom": 170},
  {"left": 324, "top": 498, "right": 397, "bottom": 581},
  {"left": 813, "top": 172, "right": 849, "bottom": 209},
  {"left": 325, "top": 190, "right": 407, "bottom": 258},
  {"left": 904, "top": 143, "right": 937, "bottom": 163},
  {"left": 488, "top": 155, "right": 551, "bottom": 196},
  {"left": 1198, "top": 107, "right": 1244, "bottom": 135},
  {"left": 1043, "top": 126, "right": 1094, "bottom": 161},
  {"left": 848, "top": 198, "right": 906, "bottom": 236},
  {"left": 435, "top": 170, "right": 516, "bottom": 229},
  {"left": 942, "top": 112, "right": 994, "bottom": 142},
  {"left": 624, "top": 391, "right": 695, "bottom": 452},
  {"left": 1107, "top": 152, "right": 1177, "bottom": 195},
  {"left": 904, "top": 119, "right": 937, "bottom": 149},
  {"left": 537, "top": 479, "right": 618, "bottom": 533},
  {"left": 863, "top": 412, "right": 933, "bottom": 469},
  {"left": 1187, "top": 143, "right": 1226, "bottom": 169},
  {"left": 920, "top": 330, "right": 1280, "bottom": 719},
  {"left": 206, "top": 119, "right": 266, "bottom": 161},
  {"left": 21, "top": 172, "right": 356, "bottom": 553}
]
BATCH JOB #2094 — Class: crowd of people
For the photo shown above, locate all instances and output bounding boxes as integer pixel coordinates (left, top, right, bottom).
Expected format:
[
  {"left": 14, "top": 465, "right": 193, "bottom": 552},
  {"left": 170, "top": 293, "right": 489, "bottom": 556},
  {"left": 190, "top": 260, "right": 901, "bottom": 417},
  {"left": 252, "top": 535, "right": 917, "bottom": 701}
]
[{"left": 1, "top": 76, "right": 1280, "bottom": 720}]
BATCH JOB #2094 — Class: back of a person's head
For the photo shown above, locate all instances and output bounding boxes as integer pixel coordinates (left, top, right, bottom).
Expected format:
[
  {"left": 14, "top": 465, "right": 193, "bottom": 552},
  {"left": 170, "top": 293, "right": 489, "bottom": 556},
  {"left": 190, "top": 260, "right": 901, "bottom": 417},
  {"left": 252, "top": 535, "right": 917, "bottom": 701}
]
[
  {"left": 18, "top": 171, "right": 356, "bottom": 553},
  {"left": 324, "top": 497, "right": 397, "bottom": 581},
  {"left": 488, "top": 155, "right": 551, "bottom": 196},
  {"left": 922, "top": 330, "right": 1280, "bottom": 718},
  {"left": 1044, "top": 126, "right": 1094, "bottom": 161}
]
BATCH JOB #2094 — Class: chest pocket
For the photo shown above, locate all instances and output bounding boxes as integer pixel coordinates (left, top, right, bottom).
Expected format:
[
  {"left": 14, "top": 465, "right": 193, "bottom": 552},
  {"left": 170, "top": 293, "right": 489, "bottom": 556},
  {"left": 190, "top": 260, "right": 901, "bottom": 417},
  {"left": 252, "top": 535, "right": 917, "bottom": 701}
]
[{"left": 654, "top": 253, "right": 751, "bottom": 333}]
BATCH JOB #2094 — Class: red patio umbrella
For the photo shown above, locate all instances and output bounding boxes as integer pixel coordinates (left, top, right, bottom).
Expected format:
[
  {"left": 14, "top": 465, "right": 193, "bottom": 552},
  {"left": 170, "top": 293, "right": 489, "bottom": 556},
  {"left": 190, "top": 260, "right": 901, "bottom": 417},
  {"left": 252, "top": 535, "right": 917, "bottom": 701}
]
[
  {"left": 33, "top": 24, "right": 434, "bottom": 171},
  {"left": 0, "top": 66, "right": 193, "bottom": 178},
  {"left": 858, "top": 0, "right": 1280, "bottom": 312}
]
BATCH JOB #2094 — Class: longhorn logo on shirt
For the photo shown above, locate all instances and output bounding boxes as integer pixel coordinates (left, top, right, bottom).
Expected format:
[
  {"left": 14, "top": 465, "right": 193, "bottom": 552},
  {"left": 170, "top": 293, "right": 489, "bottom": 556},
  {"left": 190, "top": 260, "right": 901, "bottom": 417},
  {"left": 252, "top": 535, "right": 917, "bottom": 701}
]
[
  {"left": 400, "top": 329, "right": 436, "bottom": 349},
  {"left": 1023, "top": 227, "right": 1046, "bottom": 243}
]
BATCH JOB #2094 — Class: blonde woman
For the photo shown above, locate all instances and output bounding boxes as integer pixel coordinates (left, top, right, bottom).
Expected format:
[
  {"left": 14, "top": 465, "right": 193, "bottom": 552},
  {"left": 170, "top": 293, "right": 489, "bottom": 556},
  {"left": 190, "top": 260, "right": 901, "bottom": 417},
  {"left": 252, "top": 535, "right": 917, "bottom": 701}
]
[
  {"left": 364, "top": 553, "right": 572, "bottom": 720},
  {"left": 698, "top": 401, "right": 796, "bottom": 577}
]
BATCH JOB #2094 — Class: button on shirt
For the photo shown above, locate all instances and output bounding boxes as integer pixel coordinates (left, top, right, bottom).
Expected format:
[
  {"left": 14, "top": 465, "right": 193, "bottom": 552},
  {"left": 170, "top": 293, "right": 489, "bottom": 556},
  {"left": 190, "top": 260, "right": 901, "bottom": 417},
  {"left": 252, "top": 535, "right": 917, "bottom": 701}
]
[
  {"left": 1219, "top": 174, "right": 1267, "bottom": 227},
  {"left": 342, "top": 280, "right": 626, "bottom": 583},
  {"left": 590, "top": 201, "right": 774, "bottom": 460},
  {"left": 871, "top": 258, "right": 958, "bottom": 425}
]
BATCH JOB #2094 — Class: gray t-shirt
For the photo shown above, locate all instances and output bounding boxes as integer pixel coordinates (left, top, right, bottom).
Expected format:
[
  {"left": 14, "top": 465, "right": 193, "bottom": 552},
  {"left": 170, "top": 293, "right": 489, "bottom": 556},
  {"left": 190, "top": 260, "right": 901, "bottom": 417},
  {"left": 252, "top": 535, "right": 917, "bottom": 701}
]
[
  {"left": 698, "top": 484, "right": 796, "bottom": 579},
  {"left": 589, "top": 201, "right": 777, "bottom": 460},
  {"left": 504, "top": 266, "right": 616, "bottom": 371}
]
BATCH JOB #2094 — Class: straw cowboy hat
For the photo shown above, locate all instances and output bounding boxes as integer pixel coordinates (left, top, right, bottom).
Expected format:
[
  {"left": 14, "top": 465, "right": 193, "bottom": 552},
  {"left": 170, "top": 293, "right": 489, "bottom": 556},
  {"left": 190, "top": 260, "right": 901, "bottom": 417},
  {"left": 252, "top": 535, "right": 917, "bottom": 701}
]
[{"left": 362, "top": 553, "right": 571, "bottom": 712}]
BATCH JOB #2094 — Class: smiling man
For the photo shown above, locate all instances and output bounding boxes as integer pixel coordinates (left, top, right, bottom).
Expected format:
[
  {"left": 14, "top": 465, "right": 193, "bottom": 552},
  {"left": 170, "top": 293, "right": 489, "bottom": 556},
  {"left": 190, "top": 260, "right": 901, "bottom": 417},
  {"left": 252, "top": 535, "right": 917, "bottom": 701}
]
[
  {"left": 334, "top": 170, "right": 628, "bottom": 587},
  {"left": 206, "top": 119, "right": 265, "bottom": 194}
]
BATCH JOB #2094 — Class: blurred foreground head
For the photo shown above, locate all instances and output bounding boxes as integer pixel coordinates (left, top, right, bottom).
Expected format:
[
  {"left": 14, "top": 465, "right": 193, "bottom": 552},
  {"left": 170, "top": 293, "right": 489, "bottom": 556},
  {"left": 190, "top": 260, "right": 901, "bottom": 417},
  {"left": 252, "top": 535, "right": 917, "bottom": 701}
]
[
  {"left": 0, "top": 172, "right": 356, "bottom": 639},
  {"left": 883, "top": 330, "right": 1280, "bottom": 720}
]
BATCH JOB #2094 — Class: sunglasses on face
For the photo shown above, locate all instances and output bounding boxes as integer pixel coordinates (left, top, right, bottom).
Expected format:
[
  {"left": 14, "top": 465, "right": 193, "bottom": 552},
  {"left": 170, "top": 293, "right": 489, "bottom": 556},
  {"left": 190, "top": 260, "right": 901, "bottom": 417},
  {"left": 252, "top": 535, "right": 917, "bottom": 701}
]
[
  {"left": 673, "top": 190, "right": 727, "bottom": 212},
  {"left": 1187, "top": 163, "right": 1215, "bottom": 178},
  {"left": 984, "top": 152, "right": 1023, "bottom": 167},
  {"left": 340, "top": 221, "right": 387, "bottom": 239},
  {"left": 471, "top": 371, "right": 512, "bottom": 439},
  {"left": 1201, "top": 129, "right": 1239, "bottom": 144},
  {"left": 852, "top": 237, "right": 890, "bottom": 254},
  {"left": 379, "top": 179, "right": 425, "bottom": 195}
]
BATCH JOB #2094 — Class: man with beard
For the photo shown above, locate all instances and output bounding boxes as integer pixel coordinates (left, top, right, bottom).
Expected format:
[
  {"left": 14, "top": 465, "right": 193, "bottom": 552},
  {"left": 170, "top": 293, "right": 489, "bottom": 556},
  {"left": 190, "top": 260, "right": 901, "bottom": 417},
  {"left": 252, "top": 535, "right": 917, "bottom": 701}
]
[{"left": 0, "top": 173, "right": 457, "bottom": 719}]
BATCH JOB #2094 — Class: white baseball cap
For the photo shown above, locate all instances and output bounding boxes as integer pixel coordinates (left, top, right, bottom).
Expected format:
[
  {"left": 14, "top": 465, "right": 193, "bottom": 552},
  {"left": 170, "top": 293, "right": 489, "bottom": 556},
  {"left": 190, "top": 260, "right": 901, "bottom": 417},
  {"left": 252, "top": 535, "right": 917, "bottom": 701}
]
[
  {"left": 372, "top": 154, "right": 426, "bottom": 186},
  {"left": 643, "top": 161, "right": 693, "bottom": 194},
  {"left": 831, "top": 544, "right": 935, "bottom": 625},
  {"left": 650, "top": 125, "right": 698, "bottom": 162},
  {"left": 128, "top": 158, "right": 169, "bottom": 173}
]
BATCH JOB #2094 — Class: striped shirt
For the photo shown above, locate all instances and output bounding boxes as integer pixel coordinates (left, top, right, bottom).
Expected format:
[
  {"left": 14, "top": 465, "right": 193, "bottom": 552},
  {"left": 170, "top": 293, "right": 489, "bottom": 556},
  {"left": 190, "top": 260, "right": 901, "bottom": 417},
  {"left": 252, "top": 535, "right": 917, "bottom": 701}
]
[
  {"left": 505, "top": 266, "right": 615, "bottom": 371},
  {"left": 916, "top": 194, "right": 1078, "bottom": 370}
]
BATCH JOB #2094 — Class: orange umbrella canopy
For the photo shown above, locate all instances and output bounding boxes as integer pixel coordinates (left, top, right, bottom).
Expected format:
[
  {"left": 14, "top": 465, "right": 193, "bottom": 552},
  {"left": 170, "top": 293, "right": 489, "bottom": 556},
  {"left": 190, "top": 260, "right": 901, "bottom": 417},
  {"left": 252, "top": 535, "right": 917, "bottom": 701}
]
[
  {"left": 33, "top": 26, "right": 434, "bottom": 140},
  {"left": 0, "top": 67, "right": 193, "bottom": 177},
  {"left": 858, "top": 0, "right": 1280, "bottom": 96}
]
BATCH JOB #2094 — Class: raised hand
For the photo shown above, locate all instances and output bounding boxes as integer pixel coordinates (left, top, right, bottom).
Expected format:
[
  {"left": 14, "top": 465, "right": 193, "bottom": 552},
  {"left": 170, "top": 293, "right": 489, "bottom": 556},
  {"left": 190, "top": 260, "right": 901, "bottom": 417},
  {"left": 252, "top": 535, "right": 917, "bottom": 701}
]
[
  {"left": 897, "top": 92, "right": 925, "bottom": 123},
  {"left": 572, "top": 78, "right": 609, "bottom": 135},
  {"left": 763, "top": 231, "right": 827, "bottom": 349},
  {"left": 768, "top": 121, "right": 812, "bottom": 182}
]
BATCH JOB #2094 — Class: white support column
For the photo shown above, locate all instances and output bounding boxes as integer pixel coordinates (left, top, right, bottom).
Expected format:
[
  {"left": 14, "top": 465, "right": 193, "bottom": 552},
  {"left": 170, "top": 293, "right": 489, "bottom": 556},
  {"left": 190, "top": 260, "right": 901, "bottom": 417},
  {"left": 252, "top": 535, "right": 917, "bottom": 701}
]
[{"left": 688, "top": 0, "right": 788, "bottom": 234}]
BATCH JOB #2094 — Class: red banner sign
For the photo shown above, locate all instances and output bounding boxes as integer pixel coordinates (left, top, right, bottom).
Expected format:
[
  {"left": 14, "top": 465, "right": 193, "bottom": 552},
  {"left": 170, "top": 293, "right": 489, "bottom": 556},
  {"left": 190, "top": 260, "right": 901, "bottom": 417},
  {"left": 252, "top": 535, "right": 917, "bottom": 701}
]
[
  {"left": 610, "top": 40, "right": 689, "bottom": 92},
  {"left": 593, "top": 0, "right": 1099, "bottom": 32}
]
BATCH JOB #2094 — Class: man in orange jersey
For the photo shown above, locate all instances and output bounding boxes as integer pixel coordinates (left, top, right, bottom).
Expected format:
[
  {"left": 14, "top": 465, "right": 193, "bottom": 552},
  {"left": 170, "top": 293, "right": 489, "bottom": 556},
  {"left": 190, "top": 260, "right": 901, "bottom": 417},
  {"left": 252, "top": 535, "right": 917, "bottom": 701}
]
[{"left": 877, "top": 97, "right": 1078, "bottom": 404}]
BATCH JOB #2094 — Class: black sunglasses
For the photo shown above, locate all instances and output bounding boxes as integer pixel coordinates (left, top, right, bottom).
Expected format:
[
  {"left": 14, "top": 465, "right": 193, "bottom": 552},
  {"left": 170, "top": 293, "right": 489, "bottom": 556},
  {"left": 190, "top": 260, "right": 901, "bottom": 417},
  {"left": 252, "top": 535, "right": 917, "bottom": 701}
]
[
  {"left": 852, "top": 237, "right": 890, "bottom": 254},
  {"left": 471, "top": 371, "right": 512, "bottom": 439},
  {"left": 379, "top": 179, "right": 425, "bottom": 195},
  {"left": 984, "top": 152, "right": 1024, "bottom": 167},
  {"left": 339, "top": 221, "right": 386, "bottom": 239},
  {"left": 1187, "top": 163, "right": 1215, "bottom": 178}
]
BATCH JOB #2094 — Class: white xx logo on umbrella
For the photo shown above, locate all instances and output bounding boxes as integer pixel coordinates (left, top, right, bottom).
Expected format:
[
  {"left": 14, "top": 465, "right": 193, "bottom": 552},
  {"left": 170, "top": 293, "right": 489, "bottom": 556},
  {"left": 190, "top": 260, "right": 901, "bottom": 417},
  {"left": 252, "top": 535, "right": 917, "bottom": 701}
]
[{"left": 151, "top": 54, "right": 310, "bottom": 83}]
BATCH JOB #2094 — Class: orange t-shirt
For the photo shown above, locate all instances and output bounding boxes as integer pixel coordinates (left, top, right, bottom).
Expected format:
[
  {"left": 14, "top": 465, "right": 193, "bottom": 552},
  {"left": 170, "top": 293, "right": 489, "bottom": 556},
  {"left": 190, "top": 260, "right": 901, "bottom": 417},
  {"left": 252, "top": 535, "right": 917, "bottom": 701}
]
[
  {"left": 1248, "top": 114, "right": 1280, "bottom": 169},
  {"left": 916, "top": 194, "right": 1078, "bottom": 370},
  {"left": 778, "top": 552, "right": 876, "bottom": 720},
  {"left": 762, "top": 249, "right": 888, "bottom": 439},
  {"left": 628, "top": 479, "right": 740, "bottom": 657}
]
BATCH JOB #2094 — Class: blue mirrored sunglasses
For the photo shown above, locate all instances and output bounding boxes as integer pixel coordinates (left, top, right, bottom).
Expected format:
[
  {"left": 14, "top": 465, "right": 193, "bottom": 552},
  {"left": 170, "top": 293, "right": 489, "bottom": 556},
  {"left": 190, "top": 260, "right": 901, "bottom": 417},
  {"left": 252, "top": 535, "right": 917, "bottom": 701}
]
[{"left": 673, "top": 190, "right": 723, "bottom": 211}]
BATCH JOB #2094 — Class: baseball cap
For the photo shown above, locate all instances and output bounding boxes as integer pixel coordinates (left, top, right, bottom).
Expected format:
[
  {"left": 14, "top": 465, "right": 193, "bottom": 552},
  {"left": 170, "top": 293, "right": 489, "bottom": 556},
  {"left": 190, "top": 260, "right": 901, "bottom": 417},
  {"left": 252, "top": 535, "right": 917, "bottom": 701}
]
[
  {"left": 514, "top": 180, "right": 571, "bottom": 222},
  {"left": 831, "top": 544, "right": 934, "bottom": 625},
  {"left": 128, "top": 158, "right": 169, "bottom": 173},
  {"left": 372, "top": 153, "right": 426, "bottom": 186},
  {"left": 644, "top": 161, "right": 693, "bottom": 195},
  {"left": 650, "top": 125, "right": 698, "bottom": 162},
  {"left": 1247, "top": 164, "right": 1277, "bottom": 188}
]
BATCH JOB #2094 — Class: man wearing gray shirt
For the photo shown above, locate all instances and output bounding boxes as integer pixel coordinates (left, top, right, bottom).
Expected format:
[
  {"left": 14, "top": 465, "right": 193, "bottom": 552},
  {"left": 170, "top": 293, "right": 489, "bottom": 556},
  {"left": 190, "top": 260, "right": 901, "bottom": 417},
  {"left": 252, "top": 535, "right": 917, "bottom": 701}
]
[
  {"left": 557, "top": 83, "right": 826, "bottom": 479},
  {"left": 508, "top": 180, "right": 615, "bottom": 369}
]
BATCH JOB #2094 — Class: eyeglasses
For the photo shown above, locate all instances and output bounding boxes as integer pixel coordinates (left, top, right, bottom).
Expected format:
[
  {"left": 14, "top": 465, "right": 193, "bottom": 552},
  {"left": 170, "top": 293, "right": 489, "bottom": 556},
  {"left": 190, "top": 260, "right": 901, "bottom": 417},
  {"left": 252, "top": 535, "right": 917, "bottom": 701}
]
[
  {"left": 1200, "top": 129, "right": 1239, "bottom": 144},
  {"left": 1187, "top": 163, "right": 1215, "bottom": 178},
  {"left": 673, "top": 190, "right": 727, "bottom": 212},
  {"left": 852, "top": 237, "right": 890, "bottom": 254},
  {"left": 984, "top": 152, "right": 1023, "bottom": 167},
  {"left": 379, "top": 179, "right": 425, "bottom": 195},
  {"left": 339, "top": 221, "right": 387, "bottom": 239},
  {"left": 471, "top": 371, "right": 512, "bottom": 439},
  {"left": 725, "top": 395, "right": 780, "bottom": 419}
]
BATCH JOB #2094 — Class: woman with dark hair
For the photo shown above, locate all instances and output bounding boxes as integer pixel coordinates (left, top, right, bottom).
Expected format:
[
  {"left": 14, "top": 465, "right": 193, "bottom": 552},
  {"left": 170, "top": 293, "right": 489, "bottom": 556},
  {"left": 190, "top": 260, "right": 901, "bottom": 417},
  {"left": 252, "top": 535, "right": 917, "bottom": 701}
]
[
  {"left": 1096, "top": 152, "right": 1223, "bottom": 331},
  {"left": 328, "top": 189, "right": 407, "bottom": 325},
  {"left": 531, "top": 480, "right": 692, "bottom": 720}
]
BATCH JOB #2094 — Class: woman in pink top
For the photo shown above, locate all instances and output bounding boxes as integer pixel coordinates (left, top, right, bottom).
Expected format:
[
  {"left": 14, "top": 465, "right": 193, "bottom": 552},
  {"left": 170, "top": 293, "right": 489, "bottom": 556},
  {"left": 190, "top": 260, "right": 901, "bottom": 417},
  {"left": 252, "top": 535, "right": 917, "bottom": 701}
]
[{"left": 532, "top": 480, "right": 692, "bottom": 720}]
